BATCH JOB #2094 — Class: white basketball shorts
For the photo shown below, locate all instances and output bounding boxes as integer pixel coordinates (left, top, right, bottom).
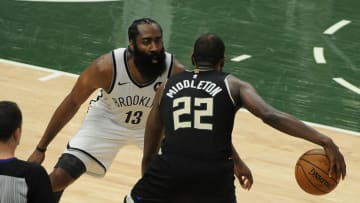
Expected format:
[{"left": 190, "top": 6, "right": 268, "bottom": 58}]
[{"left": 63, "top": 112, "right": 145, "bottom": 177}]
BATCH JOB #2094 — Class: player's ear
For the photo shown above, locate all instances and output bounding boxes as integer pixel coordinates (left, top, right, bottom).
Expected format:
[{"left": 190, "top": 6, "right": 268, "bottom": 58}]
[
  {"left": 191, "top": 54, "right": 195, "bottom": 66},
  {"left": 12, "top": 127, "right": 21, "bottom": 146},
  {"left": 220, "top": 57, "right": 225, "bottom": 67},
  {"left": 129, "top": 40, "right": 135, "bottom": 51},
  {"left": 216, "top": 58, "right": 225, "bottom": 72}
]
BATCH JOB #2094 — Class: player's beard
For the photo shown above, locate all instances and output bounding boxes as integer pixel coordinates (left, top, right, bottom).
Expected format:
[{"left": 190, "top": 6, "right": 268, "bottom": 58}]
[{"left": 133, "top": 44, "right": 166, "bottom": 79}]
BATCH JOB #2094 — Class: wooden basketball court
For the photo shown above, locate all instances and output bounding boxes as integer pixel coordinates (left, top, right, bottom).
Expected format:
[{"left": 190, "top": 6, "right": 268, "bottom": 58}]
[{"left": 1, "top": 59, "right": 359, "bottom": 202}]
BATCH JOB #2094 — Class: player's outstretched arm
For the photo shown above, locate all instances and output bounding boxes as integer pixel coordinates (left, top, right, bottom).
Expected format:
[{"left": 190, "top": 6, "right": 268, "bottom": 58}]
[
  {"left": 227, "top": 75, "right": 346, "bottom": 180},
  {"left": 27, "top": 52, "right": 114, "bottom": 164}
]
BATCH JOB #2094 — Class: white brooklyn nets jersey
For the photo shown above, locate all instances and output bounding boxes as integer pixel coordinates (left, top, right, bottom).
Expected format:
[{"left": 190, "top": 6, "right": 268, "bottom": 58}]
[{"left": 88, "top": 48, "right": 173, "bottom": 130}]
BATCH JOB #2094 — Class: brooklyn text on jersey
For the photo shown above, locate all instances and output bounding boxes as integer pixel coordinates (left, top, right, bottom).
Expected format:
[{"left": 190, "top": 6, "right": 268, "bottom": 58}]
[{"left": 112, "top": 95, "right": 153, "bottom": 108}]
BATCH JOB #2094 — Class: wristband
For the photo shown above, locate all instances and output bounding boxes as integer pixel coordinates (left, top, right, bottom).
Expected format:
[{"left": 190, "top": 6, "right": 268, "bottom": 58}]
[{"left": 36, "top": 146, "right": 47, "bottom": 153}]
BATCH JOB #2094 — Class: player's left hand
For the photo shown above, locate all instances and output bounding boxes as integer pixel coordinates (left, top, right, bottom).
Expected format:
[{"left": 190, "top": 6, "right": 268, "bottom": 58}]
[{"left": 234, "top": 160, "right": 253, "bottom": 190}]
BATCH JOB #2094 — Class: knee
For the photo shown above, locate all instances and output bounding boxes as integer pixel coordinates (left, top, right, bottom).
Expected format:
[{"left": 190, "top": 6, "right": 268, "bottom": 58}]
[
  {"left": 50, "top": 153, "right": 86, "bottom": 191},
  {"left": 50, "top": 168, "right": 75, "bottom": 192}
]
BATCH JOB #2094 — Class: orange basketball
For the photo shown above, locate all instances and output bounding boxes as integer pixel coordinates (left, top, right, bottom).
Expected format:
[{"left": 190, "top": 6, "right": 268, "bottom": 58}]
[{"left": 295, "top": 148, "right": 340, "bottom": 195}]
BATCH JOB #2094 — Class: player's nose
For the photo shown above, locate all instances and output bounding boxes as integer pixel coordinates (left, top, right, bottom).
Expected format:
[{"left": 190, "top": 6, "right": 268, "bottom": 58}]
[{"left": 149, "top": 40, "right": 162, "bottom": 52}]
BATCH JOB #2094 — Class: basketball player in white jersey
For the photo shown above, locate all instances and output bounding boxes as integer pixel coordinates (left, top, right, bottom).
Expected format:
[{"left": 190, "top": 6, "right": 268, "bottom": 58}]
[{"left": 27, "top": 18, "right": 252, "bottom": 202}]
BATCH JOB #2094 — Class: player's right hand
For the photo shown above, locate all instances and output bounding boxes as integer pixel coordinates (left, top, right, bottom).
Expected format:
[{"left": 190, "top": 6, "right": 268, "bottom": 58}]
[
  {"left": 27, "top": 149, "right": 45, "bottom": 164},
  {"left": 324, "top": 140, "right": 346, "bottom": 180}
]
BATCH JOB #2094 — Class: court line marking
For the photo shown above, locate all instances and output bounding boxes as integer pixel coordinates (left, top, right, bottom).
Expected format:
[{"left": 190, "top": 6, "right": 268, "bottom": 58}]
[
  {"left": 313, "top": 47, "right": 326, "bottom": 64},
  {"left": 1, "top": 58, "right": 359, "bottom": 136},
  {"left": 231, "top": 54, "right": 252, "bottom": 62},
  {"left": 333, "top": 78, "right": 360, "bottom": 94},
  {"left": 0, "top": 59, "right": 78, "bottom": 81},
  {"left": 321, "top": 20, "right": 359, "bottom": 95},
  {"left": 241, "top": 106, "right": 360, "bottom": 136},
  {"left": 16, "top": 0, "right": 121, "bottom": 2},
  {"left": 323, "top": 20, "right": 351, "bottom": 35},
  {"left": 302, "top": 121, "right": 360, "bottom": 137},
  {"left": 39, "top": 72, "right": 64, "bottom": 81}
]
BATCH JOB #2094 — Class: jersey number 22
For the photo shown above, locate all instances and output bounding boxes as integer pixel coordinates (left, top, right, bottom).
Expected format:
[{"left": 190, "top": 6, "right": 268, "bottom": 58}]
[{"left": 173, "top": 97, "right": 213, "bottom": 130}]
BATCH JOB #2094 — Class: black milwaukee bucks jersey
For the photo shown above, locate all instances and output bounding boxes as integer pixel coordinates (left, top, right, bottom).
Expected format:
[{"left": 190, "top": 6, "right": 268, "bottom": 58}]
[{"left": 160, "top": 70, "right": 236, "bottom": 160}]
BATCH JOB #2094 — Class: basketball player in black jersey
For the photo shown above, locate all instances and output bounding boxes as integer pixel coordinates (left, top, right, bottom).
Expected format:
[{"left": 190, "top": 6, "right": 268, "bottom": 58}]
[{"left": 125, "top": 33, "right": 346, "bottom": 203}]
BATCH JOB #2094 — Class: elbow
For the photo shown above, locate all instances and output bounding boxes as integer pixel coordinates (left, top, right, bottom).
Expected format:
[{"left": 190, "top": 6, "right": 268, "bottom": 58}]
[
  {"left": 65, "top": 94, "right": 82, "bottom": 109},
  {"left": 261, "top": 111, "right": 281, "bottom": 125},
  {"left": 143, "top": 152, "right": 156, "bottom": 164},
  {"left": 142, "top": 154, "right": 151, "bottom": 164}
]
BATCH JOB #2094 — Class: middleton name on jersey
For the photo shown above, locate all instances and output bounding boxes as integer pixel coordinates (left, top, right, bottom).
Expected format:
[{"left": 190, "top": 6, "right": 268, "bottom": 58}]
[{"left": 166, "top": 79, "right": 223, "bottom": 98}]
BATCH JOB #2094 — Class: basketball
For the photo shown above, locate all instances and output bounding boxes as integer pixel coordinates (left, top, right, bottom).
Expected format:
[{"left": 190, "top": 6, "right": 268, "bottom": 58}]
[{"left": 295, "top": 148, "right": 340, "bottom": 195}]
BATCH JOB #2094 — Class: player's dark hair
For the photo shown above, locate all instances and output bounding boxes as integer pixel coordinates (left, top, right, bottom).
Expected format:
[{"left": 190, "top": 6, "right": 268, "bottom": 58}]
[
  {"left": 193, "top": 33, "right": 225, "bottom": 67},
  {"left": 0, "top": 101, "right": 22, "bottom": 141},
  {"left": 128, "top": 18, "right": 163, "bottom": 42}
]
